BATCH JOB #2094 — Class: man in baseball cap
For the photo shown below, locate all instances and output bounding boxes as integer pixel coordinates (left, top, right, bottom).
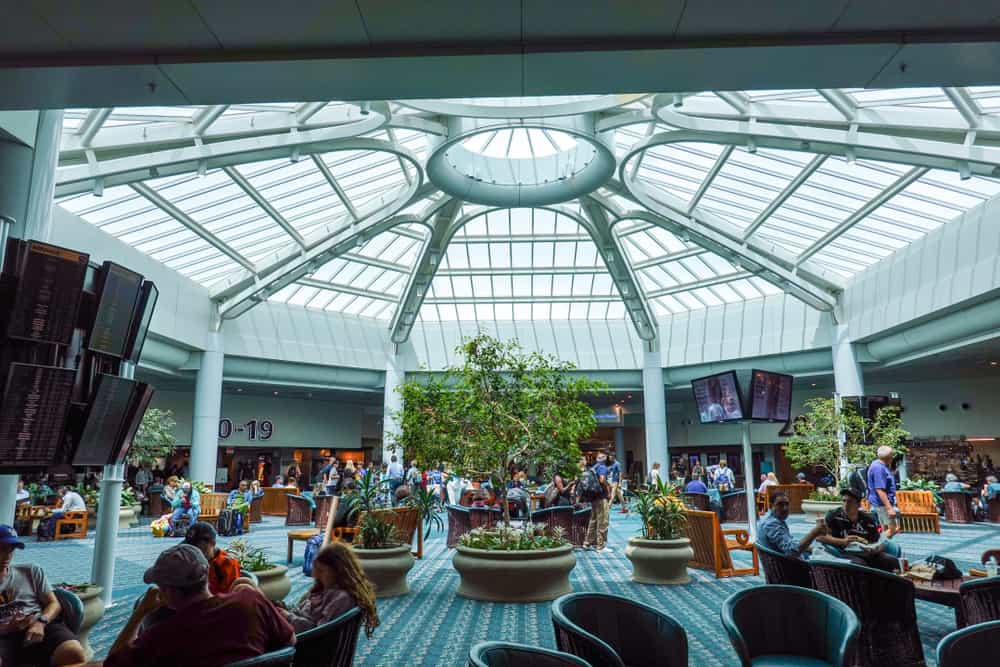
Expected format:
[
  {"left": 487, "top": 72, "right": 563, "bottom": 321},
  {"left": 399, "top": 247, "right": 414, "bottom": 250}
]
[
  {"left": 816, "top": 487, "right": 900, "bottom": 572},
  {"left": 103, "top": 543, "right": 294, "bottom": 666},
  {"left": 0, "top": 525, "right": 86, "bottom": 666}
]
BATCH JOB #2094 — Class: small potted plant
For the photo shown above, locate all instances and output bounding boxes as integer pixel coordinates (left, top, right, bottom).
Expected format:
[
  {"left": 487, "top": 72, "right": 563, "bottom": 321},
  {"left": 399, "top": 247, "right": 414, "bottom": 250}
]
[
  {"left": 226, "top": 539, "right": 289, "bottom": 602},
  {"left": 55, "top": 582, "right": 103, "bottom": 658},
  {"left": 348, "top": 471, "right": 414, "bottom": 598},
  {"left": 625, "top": 480, "right": 693, "bottom": 584},
  {"left": 118, "top": 488, "right": 138, "bottom": 530}
]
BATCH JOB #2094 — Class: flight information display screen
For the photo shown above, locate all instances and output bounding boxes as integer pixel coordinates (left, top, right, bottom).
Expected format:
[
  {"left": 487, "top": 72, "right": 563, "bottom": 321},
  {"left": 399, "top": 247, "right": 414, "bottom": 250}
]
[
  {"left": 125, "top": 282, "right": 158, "bottom": 364},
  {"left": 692, "top": 371, "right": 744, "bottom": 423},
  {"left": 73, "top": 374, "right": 137, "bottom": 466},
  {"left": 0, "top": 363, "right": 76, "bottom": 467},
  {"left": 88, "top": 262, "right": 143, "bottom": 358},
  {"left": 748, "top": 369, "right": 794, "bottom": 422},
  {"left": 6, "top": 242, "right": 88, "bottom": 345}
]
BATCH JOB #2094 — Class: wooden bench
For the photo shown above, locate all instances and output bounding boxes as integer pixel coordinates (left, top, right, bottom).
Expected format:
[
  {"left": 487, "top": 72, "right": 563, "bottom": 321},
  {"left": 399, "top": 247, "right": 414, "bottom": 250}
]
[
  {"left": 54, "top": 510, "right": 88, "bottom": 540},
  {"left": 896, "top": 490, "right": 940, "bottom": 533},
  {"left": 198, "top": 493, "right": 228, "bottom": 524},
  {"left": 682, "top": 508, "right": 758, "bottom": 578}
]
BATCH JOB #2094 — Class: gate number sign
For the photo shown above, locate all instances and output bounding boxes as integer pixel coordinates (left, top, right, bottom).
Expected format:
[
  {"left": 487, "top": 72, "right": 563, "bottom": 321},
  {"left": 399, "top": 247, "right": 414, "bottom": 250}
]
[{"left": 219, "top": 418, "right": 274, "bottom": 440}]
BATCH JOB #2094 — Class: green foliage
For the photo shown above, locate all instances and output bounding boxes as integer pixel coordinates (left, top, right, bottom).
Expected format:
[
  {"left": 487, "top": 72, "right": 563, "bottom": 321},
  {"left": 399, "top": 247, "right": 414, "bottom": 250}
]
[
  {"left": 782, "top": 398, "right": 910, "bottom": 488},
  {"left": 226, "top": 538, "right": 276, "bottom": 572},
  {"left": 403, "top": 485, "right": 444, "bottom": 535},
  {"left": 190, "top": 480, "right": 212, "bottom": 494},
  {"left": 348, "top": 471, "right": 400, "bottom": 549},
  {"left": 459, "top": 524, "right": 569, "bottom": 551},
  {"left": 74, "top": 484, "right": 98, "bottom": 507},
  {"left": 899, "top": 477, "right": 943, "bottom": 506},
  {"left": 356, "top": 513, "right": 400, "bottom": 549},
  {"left": 120, "top": 487, "right": 138, "bottom": 507},
  {"left": 394, "top": 333, "right": 606, "bottom": 526},
  {"left": 27, "top": 483, "right": 54, "bottom": 503},
  {"left": 129, "top": 408, "right": 177, "bottom": 467},
  {"left": 808, "top": 490, "right": 843, "bottom": 502},
  {"left": 634, "top": 479, "right": 687, "bottom": 540}
]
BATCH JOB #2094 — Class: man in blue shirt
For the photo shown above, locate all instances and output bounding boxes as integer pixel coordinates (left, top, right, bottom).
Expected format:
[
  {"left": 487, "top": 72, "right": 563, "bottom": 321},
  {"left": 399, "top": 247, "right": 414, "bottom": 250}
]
[
  {"left": 387, "top": 455, "right": 405, "bottom": 506},
  {"left": 583, "top": 454, "right": 611, "bottom": 551},
  {"left": 684, "top": 478, "right": 708, "bottom": 494},
  {"left": 607, "top": 454, "right": 626, "bottom": 512},
  {"left": 866, "top": 446, "right": 900, "bottom": 538},
  {"left": 757, "top": 492, "right": 828, "bottom": 557}
]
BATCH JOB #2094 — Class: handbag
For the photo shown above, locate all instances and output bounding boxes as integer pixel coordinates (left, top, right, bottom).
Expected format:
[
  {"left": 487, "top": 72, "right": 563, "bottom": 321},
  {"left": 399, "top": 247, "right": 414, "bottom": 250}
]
[{"left": 926, "top": 554, "right": 963, "bottom": 580}]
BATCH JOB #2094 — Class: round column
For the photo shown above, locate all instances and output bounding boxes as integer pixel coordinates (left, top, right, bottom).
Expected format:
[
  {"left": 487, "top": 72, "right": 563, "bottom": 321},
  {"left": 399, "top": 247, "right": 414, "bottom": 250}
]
[
  {"left": 382, "top": 353, "right": 404, "bottom": 464},
  {"left": 642, "top": 343, "right": 668, "bottom": 478},
  {"left": 190, "top": 331, "right": 224, "bottom": 487}
]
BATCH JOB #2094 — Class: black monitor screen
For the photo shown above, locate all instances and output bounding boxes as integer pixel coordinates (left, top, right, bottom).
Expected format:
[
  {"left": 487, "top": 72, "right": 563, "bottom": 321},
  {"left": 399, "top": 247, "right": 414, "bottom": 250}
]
[
  {"left": 0, "top": 363, "right": 76, "bottom": 467},
  {"left": 125, "top": 282, "right": 158, "bottom": 364},
  {"left": 749, "top": 369, "right": 794, "bottom": 422},
  {"left": 88, "top": 262, "right": 143, "bottom": 358},
  {"left": 73, "top": 374, "right": 137, "bottom": 466},
  {"left": 114, "top": 383, "right": 154, "bottom": 465},
  {"left": 692, "top": 371, "right": 744, "bottom": 423},
  {"left": 6, "top": 241, "right": 89, "bottom": 345}
]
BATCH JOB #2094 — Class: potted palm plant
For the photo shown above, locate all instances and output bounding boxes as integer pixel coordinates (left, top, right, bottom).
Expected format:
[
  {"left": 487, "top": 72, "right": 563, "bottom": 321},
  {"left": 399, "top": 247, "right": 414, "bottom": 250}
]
[
  {"left": 118, "top": 488, "right": 138, "bottom": 529},
  {"left": 395, "top": 334, "right": 604, "bottom": 602},
  {"left": 625, "top": 480, "right": 693, "bottom": 584},
  {"left": 226, "top": 539, "right": 290, "bottom": 602},
  {"left": 347, "top": 470, "right": 415, "bottom": 597}
]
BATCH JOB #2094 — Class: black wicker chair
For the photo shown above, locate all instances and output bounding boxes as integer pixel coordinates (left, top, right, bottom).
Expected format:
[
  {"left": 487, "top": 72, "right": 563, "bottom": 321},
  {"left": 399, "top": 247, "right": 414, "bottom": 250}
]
[
  {"left": 551, "top": 592, "right": 687, "bottom": 667},
  {"left": 755, "top": 541, "right": 813, "bottom": 588},
  {"left": 285, "top": 495, "right": 313, "bottom": 526},
  {"left": 226, "top": 647, "right": 296, "bottom": 667},
  {"left": 447, "top": 505, "right": 502, "bottom": 547},
  {"left": 530, "top": 506, "right": 574, "bottom": 539},
  {"left": 937, "top": 619, "right": 1000, "bottom": 667},
  {"left": 941, "top": 492, "right": 974, "bottom": 523},
  {"left": 468, "top": 641, "right": 590, "bottom": 667},
  {"left": 810, "top": 559, "right": 924, "bottom": 667},
  {"left": 293, "top": 606, "right": 362, "bottom": 667},
  {"left": 959, "top": 576, "right": 1000, "bottom": 626},
  {"left": 571, "top": 507, "right": 591, "bottom": 548},
  {"left": 721, "top": 490, "right": 748, "bottom": 522},
  {"left": 721, "top": 585, "right": 859, "bottom": 667},
  {"left": 682, "top": 492, "right": 710, "bottom": 511}
]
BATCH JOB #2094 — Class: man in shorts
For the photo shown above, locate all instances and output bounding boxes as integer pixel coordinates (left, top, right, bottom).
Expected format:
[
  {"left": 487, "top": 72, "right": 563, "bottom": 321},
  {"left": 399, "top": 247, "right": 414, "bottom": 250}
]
[
  {"left": 867, "top": 446, "right": 901, "bottom": 537},
  {"left": 0, "top": 525, "right": 87, "bottom": 666}
]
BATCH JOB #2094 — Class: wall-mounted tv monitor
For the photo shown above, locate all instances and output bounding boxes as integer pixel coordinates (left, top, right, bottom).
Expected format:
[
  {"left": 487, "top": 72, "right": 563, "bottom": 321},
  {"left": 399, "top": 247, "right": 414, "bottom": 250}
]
[
  {"left": 6, "top": 241, "right": 89, "bottom": 345},
  {"left": 87, "top": 262, "right": 143, "bottom": 358},
  {"left": 125, "top": 282, "right": 158, "bottom": 364},
  {"left": 73, "top": 373, "right": 138, "bottom": 466},
  {"left": 0, "top": 363, "right": 76, "bottom": 468},
  {"left": 114, "top": 383, "right": 155, "bottom": 465},
  {"left": 691, "top": 371, "right": 744, "bottom": 424},
  {"left": 749, "top": 369, "right": 794, "bottom": 422}
]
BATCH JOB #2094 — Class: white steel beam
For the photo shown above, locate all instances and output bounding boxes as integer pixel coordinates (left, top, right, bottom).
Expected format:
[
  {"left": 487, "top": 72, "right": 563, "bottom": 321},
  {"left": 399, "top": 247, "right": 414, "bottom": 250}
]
[
  {"left": 297, "top": 278, "right": 399, "bottom": 302},
  {"left": 438, "top": 266, "right": 607, "bottom": 276},
  {"left": 743, "top": 154, "right": 827, "bottom": 240},
  {"left": 76, "top": 108, "right": 113, "bottom": 147},
  {"left": 687, "top": 145, "right": 733, "bottom": 213},
  {"left": 646, "top": 272, "right": 752, "bottom": 298},
  {"left": 817, "top": 89, "right": 857, "bottom": 121},
  {"left": 311, "top": 154, "right": 359, "bottom": 220},
  {"left": 131, "top": 182, "right": 256, "bottom": 273},
  {"left": 797, "top": 166, "right": 928, "bottom": 263},
  {"left": 942, "top": 87, "right": 981, "bottom": 128},
  {"left": 192, "top": 105, "right": 230, "bottom": 135},
  {"left": 295, "top": 102, "right": 328, "bottom": 124},
  {"left": 425, "top": 295, "right": 623, "bottom": 305},
  {"left": 715, "top": 91, "right": 749, "bottom": 114},
  {"left": 223, "top": 166, "right": 306, "bottom": 248},
  {"left": 630, "top": 246, "right": 708, "bottom": 270}
]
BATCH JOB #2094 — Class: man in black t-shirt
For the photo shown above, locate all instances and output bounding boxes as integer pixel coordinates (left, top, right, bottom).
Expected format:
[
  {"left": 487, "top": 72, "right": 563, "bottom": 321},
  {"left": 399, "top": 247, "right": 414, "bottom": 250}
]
[{"left": 818, "top": 488, "right": 900, "bottom": 572}]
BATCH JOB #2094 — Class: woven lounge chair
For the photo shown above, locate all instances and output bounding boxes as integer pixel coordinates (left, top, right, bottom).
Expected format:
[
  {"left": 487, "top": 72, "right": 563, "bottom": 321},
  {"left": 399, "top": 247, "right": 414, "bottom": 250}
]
[
  {"left": 681, "top": 509, "right": 758, "bottom": 578},
  {"left": 755, "top": 540, "right": 813, "bottom": 588},
  {"left": 936, "top": 620, "right": 1000, "bottom": 667},
  {"left": 285, "top": 495, "right": 313, "bottom": 526},
  {"left": 941, "top": 492, "right": 974, "bottom": 523},
  {"left": 468, "top": 641, "right": 589, "bottom": 667},
  {"left": 293, "top": 606, "right": 362, "bottom": 667},
  {"left": 226, "top": 647, "right": 295, "bottom": 667},
  {"left": 959, "top": 576, "right": 1000, "bottom": 627},
  {"left": 810, "top": 559, "right": 924, "bottom": 667},
  {"left": 571, "top": 506, "right": 591, "bottom": 548},
  {"left": 721, "top": 490, "right": 748, "bottom": 523},
  {"left": 682, "top": 492, "right": 710, "bottom": 511},
  {"left": 446, "top": 505, "right": 502, "bottom": 548},
  {"left": 530, "top": 506, "right": 574, "bottom": 539}
]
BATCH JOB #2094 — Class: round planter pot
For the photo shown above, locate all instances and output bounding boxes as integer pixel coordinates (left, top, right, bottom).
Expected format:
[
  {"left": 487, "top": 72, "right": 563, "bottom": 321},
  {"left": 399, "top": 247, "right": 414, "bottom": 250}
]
[
  {"left": 453, "top": 544, "right": 576, "bottom": 602},
  {"left": 801, "top": 499, "right": 840, "bottom": 521},
  {"left": 625, "top": 537, "right": 693, "bottom": 585},
  {"left": 75, "top": 586, "right": 104, "bottom": 660},
  {"left": 254, "top": 565, "right": 291, "bottom": 602},
  {"left": 355, "top": 544, "right": 415, "bottom": 598},
  {"left": 117, "top": 507, "right": 135, "bottom": 530}
]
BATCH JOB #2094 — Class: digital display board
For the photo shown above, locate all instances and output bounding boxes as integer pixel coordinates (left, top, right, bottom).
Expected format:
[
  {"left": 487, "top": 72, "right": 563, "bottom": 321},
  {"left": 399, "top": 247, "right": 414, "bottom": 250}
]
[
  {"left": 115, "top": 383, "right": 155, "bottom": 465},
  {"left": 691, "top": 371, "right": 744, "bottom": 423},
  {"left": 749, "top": 369, "right": 794, "bottom": 422},
  {"left": 88, "top": 262, "right": 143, "bottom": 358},
  {"left": 6, "top": 241, "right": 88, "bottom": 345},
  {"left": 125, "top": 282, "right": 158, "bottom": 364},
  {"left": 73, "top": 374, "right": 137, "bottom": 466},
  {"left": 0, "top": 363, "right": 76, "bottom": 467}
]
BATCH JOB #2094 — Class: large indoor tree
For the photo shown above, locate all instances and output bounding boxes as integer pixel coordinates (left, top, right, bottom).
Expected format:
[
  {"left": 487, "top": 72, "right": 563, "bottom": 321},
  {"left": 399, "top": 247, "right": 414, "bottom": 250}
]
[
  {"left": 393, "top": 333, "right": 605, "bottom": 526},
  {"left": 128, "top": 407, "right": 178, "bottom": 468}
]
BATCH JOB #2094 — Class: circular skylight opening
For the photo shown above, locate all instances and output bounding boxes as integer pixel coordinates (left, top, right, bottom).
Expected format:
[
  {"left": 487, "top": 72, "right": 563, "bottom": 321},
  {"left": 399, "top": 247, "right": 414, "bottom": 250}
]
[
  {"left": 399, "top": 94, "right": 647, "bottom": 119},
  {"left": 460, "top": 128, "right": 579, "bottom": 159}
]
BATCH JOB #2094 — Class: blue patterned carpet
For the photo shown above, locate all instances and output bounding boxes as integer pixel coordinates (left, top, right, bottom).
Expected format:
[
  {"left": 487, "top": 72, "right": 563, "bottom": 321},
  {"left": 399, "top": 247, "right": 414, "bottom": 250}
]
[{"left": 22, "top": 510, "right": 999, "bottom": 666}]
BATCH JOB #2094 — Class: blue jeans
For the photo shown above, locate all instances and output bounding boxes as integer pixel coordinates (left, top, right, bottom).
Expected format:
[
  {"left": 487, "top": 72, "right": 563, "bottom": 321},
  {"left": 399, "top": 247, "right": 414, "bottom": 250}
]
[{"left": 171, "top": 507, "right": 198, "bottom": 526}]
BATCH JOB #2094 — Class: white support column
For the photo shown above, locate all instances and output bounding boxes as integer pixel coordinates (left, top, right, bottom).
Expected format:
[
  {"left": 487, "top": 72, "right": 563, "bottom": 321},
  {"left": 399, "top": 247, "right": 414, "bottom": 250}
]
[
  {"left": 382, "top": 351, "right": 404, "bottom": 464},
  {"left": 642, "top": 340, "right": 668, "bottom": 478},
  {"left": 190, "top": 331, "right": 224, "bottom": 487},
  {"left": 740, "top": 422, "right": 758, "bottom": 541},
  {"left": 832, "top": 322, "right": 865, "bottom": 482}
]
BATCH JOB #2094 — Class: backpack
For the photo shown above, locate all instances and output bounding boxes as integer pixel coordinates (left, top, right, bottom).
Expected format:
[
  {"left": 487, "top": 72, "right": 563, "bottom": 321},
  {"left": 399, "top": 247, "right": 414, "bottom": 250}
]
[
  {"left": 577, "top": 468, "right": 604, "bottom": 501},
  {"left": 302, "top": 533, "right": 325, "bottom": 576},
  {"left": 216, "top": 509, "right": 237, "bottom": 537},
  {"left": 150, "top": 517, "right": 170, "bottom": 538}
]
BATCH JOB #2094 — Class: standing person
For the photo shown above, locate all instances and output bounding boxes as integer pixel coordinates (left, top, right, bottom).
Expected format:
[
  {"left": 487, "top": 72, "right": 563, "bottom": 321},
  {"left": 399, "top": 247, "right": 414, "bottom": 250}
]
[
  {"left": 607, "top": 454, "right": 627, "bottom": 513},
  {"left": 649, "top": 462, "right": 662, "bottom": 486},
  {"left": 135, "top": 466, "right": 151, "bottom": 494},
  {"left": 286, "top": 462, "right": 302, "bottom": 490},
  {"left": 714, "top": 459, "right": 735, "bottom": 492},
  {"left": 582, "top": 454, "right": 611, "bottom": 551},
  {"left": 0, "top": 526, "right": 87, "bottom": 666},
  {"left": 342, "top": 460, "right": 357, "bottom": 483},
  {"left": 406, "top": 460, "right": 422, "bottom": 491},
  {"left": 387, "top": 456, "right": 405, "bottom": 505},
  {"left": 867, "top": 446, "right": 900, "bottom": 538}
]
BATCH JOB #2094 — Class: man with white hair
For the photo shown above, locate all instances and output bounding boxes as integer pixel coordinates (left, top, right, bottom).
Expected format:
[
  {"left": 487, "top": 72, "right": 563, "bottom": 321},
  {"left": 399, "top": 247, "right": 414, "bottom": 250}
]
[{"left": 866, "top": 446, "right": 900, "bottom": 538}]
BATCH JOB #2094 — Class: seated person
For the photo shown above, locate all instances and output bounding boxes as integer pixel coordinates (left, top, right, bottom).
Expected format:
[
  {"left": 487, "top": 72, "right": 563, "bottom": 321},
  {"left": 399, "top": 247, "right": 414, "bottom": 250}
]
[
  {"left": 184, "top": 522, "right": 241, "bottom": 595},
  {"left": 39, "top": 486, "right": 87, "bottom": 540},
  {"left": 273, "top": 541, "right": 379, "bottom": 637},
  {"left": 984, "top": 475, "right": 1000, "bottom": 500},
  {"left": 817, "top": 487, "right": 899, "bottom": 572},
  {"left": 15, "top": 480, "right": 29, "bottom": 504},
  {"left": 0, "top": 525, "right": 87, "bottom": 666},
  {"left": 393, "top": 483, "right": 412, "bottom": 505},
  {"left": 684, "top": 478, "right": 708, "bottom": 494},
  {"left": 757, "top": 492, "right": 828, "bottom": 558},
  {"left": 226, "top": 480, "right": 252, "bottom": 533},
  {"left": 162, "top": 476, "right": 180, "bottom": 503},
  {"left": 286, "top": 476, "right": 299, "bottom": 489},
  {"left": 943, "top": 473, "right": 970, "bottom": 492},
  {"left": 757, "top": 472, "right": 779, "bottom": 494},
  {"left": 102, "top": 544, "right": 295, "bottom": 666},
  {"left": 169, "top": 481, "right": 200, "bottom": 532}
]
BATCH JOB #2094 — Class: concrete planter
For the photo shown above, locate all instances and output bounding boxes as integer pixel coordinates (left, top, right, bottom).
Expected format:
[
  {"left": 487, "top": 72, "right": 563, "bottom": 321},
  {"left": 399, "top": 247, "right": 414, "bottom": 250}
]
[
  {"left": 254, "top": 565, "right": 291, "bottom": 602},
  {"left": 117, "top": 507, "right": 135, "bottom": 530},
  {"left": 625, "top": 537, "right": 693, "bottom": 585},
  {"left": 75, "top": 586, "right": 104, "bottom": 660},
  {"left": 355, "top": 544, "right": 415, "bottom": 598},
  {"left": 453, "top": 544, "right": 576, "bottom": 602},
  {"left": 801, "top": 499, "right": 840, "bottom": 521}
]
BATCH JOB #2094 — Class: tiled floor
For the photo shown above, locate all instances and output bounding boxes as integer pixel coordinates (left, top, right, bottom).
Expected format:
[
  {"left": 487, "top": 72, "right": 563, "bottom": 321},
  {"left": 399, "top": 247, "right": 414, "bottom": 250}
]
[{"left": 20, "top": 509, "right": 1000, "bottom": 666}]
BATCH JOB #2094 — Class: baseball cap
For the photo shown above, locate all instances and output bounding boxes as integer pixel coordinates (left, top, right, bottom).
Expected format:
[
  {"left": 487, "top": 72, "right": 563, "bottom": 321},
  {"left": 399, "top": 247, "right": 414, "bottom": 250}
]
[
  {"left": 0, "top": 525, "right": 25, "bottom": 549},
  {"left": 143, "top": 544, "right": 208, "bottom": 587},
  {"left": 840, "top": 487, "right": 863, "bottom": 501}
]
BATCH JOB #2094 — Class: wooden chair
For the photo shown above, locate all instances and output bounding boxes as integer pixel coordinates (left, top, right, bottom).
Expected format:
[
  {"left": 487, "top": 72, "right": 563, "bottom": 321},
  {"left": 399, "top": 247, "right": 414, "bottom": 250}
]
[
  {"left": 755, "top": 491, "right": 769, "bottom": 517},
  {"left": 370, "top": 505, "right": 424, "bottom": 558},
  {"left": 54, "top": 510, "right": 88, "bottom": 541},
  {"left": 314, "top": 495, "right": 333, "bottom": 530},
  {"left": 896, "top": 490, "right": 941, "bottom": 533},
  {"left": 942, "top": 492, "right": 975, "bottom": 523},
  {"left": 14, "top": 504, "right": 34, "bottom": 537},
  {"left": 285, "top": 495, "right": 313, "bottom": 526},
  {"left": 288, "top": 497, "right": 339, "bottom": 564},
  {"left": 681, "top": 509, "right": 758, "bottom": 578},
  {"left": 199, "top": 493, "right": 228, "bottom": 525}
]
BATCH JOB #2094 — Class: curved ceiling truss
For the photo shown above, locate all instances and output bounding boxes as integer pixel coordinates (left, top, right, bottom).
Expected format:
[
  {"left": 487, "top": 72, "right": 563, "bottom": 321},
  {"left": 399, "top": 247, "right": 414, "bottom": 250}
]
[{"left": 56, "top": 89, "right": 1000, "bottom": 342}]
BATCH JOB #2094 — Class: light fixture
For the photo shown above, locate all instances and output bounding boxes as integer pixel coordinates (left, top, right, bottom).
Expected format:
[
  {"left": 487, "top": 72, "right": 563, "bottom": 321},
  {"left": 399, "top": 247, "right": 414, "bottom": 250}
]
[
  {"left": 273, "top": 391, "right": 279, "bottom": 396},
  {"left": 991, "top": 361, "right": 998, "bottom": 367},
  {"left": 235, "top": 388, "right": 243, "bottom": 392},
  {"left": 811, "top": 383, "right": 817, "bottom": 388}
]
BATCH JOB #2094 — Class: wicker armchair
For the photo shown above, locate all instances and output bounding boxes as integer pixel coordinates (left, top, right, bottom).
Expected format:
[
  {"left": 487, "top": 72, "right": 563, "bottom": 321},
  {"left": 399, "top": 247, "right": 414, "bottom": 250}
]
[
  {"left": 936, "top": 620, "right": 1000, "bottom": 667},
  {"left": 468, "top": 641, "right": 589, "bottom": 667},
  {"left": 571, "top": 506, "right": 591, "bottom": 548},
  {"left": 682, "top": 492, "right": 710, "bottom": 511},
  {"left": 313, "top": 495, "right": 333, "bottom": 530},
  {"left": 293, "top": 606, "right": 362, "bottom": 667},
  {"left": 249, "top": 495, "right": 263, "bottom": 523},
  {"left": 530, "top": 506, "right": 574, "bottom": 540},
  {"left": 551, "top": 592, "right": 687, "bottom": 667},
  {"left": 959, "top": 576, "right": 1000, "bottom": 627},
  {"left": 721, "top": 490, "right": 748, "bottom": 523},
  {"left": 941, "top": 492, "right": 974, "bottom": 523},
  {"left": 285, "top": 495, "right": 313, "bottom": 526},
  {"left": 446, "top": 505, "right": 502, "bottom": 548},
  {"left": 987, "top": 496, "right": 1000, "bottom": 523},
  {"left": 225, "top": 647, "right": 295, "bottom": 667},
  {"left": 755, "top": 540, "right": 813, "bottom": 588},
  {"left": 810, "top": 559, "right": 924, "bottom": 667}
]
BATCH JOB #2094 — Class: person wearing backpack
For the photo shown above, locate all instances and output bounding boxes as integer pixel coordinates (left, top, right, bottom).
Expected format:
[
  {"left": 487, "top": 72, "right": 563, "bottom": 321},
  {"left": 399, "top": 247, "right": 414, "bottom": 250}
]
[{"left": 581, "top": 454, "right": 612, "bottom": 551}]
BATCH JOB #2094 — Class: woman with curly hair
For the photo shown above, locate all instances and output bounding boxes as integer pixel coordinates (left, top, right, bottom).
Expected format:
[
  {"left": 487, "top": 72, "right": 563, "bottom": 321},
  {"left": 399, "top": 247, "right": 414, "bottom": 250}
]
[{"left": 283, "top": 541, "right": 380, "bottom": 637}]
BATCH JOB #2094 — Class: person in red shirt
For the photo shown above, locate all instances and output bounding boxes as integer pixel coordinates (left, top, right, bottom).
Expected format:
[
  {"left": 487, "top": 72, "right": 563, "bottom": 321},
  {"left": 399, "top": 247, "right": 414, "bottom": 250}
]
[
  {"left": 101, "top": 544, "right": 294, "bottom": 667},
  {"left": 183, "top": 522, "right": 241, "bottom": 595}
]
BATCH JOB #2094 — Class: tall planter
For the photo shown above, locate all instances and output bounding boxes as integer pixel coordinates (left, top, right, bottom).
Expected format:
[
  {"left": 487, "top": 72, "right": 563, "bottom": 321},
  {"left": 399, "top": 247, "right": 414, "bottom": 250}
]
[
  {"left": 355, "top": 544, "right": 414, "bottom": 598},
  {"left": 117, "top": 507, "right": 135, "bottom": 530},
  {"left": 76, "top": 586, "right": 104, "bottom": 660},
  {"left": 453, "top": 544, "right": 575, "bottom": 602},
  {"left": 254, "top": 565, "right": 291, "bottom": 602},
  {"left": 625, "top": 537, "right": 693, "bottom": 585},
  {"left": 801, "top": 499, "right": 840, "bottom": 521}
]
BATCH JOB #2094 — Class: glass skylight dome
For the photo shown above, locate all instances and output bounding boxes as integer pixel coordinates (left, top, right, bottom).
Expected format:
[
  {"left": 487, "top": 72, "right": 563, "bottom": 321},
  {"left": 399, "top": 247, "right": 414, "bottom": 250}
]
[{"left": 56, "top": 88, "right": 1000, "bottom": 344}]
